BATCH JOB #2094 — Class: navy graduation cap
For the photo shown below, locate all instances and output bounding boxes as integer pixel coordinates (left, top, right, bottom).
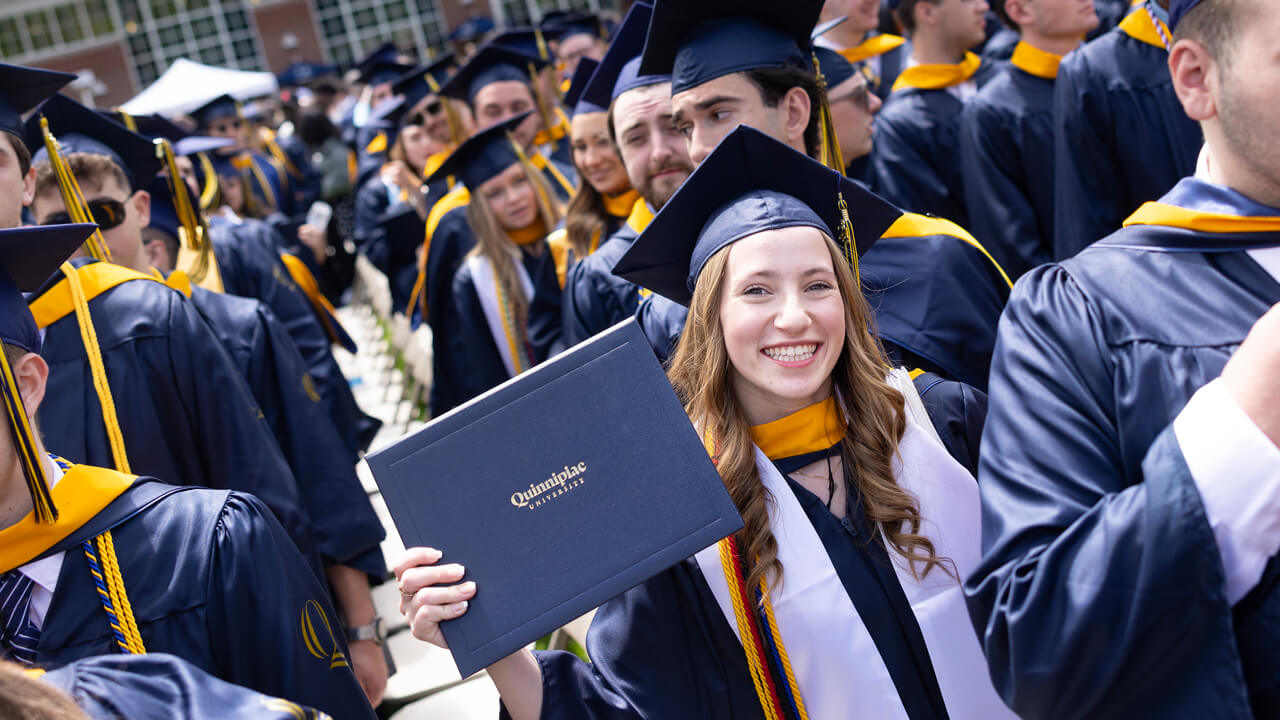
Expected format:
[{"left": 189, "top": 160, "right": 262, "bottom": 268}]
[
  {"left": 613, "top": 126, "right": 902, "bottom": 306},
  {"left": 1169, "top": 0, "right": 1205, "bottom": 29},
  {"left": 28, "top": 94, "right": 163, "bottom": 191},
  {"left": 0, "top": 222, "right": 99, "bottom": 522},
  {"left": 564, "top": 57, "right": 605, "bottom": 116},
  {"left": 189, "top": 94, "right": 242, "bottom": 130},
  {"left": 437, "top": 42, "right": 549, "bottom": 105},
  {"left": 424, "top": 111, "right": 531, "bottom": 190},
  {"left": 639, "top": 0, "right": 825, "bottom": 94},
  {"left": 580, "top": 2, "right": 669, "bottom": 110},
  {"left": 448, "top": 16, "right": 496, "bottom": 44},
  {"left": 100, "top": 111, "right": 233, "bottom": 157},
  {"left": 0, "top": 63, "right": 76, "bottom": 145},
  {"left": 390, "top": 54, "right": 457, "bottom": 116},
  {"left": 491, "top": 27, "right": 555, "bottom": 61},
  {"left": 544, "top": 12, "right": 608, "bottom": 42},
  {"left": 277, "top": 61, "right": 337, "bottom": 88},
  {"left": 356, "top": 42, "right": 415, "bottom": 86}
]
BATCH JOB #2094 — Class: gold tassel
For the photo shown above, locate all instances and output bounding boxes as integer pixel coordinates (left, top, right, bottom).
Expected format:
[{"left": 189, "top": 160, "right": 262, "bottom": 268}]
[
  {"left": 837, "top": 189, "right": 859, "bottom": 287},
  {"left": 425, "top": 75, "right": 465, "bottom": 146},
  {"left": 39, "top": 117, "right": 113, "bottom": 263},
  {"left": 0, "top": 349, "right": 55, "bottom": 522},
  {"left": 153, "top": 139, "right": 220, "bottom": 287},
  {"left": 527, "top": 62, "right": 559, "bottom": 153},
  {"left": 196, "top": 153, "right": 220, "bottom": 212},
  {"left": 811, "top": 52, "right": 846, "bottom": 174}
]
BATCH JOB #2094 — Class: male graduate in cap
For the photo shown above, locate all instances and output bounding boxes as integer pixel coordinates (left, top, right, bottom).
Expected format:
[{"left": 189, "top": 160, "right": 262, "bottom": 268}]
[
  {"left": 0, "top": 222, "right": 374, "bottom": 719},
  {"left": 349, "top": 42, "right": 417, "bottom": 169},
  {"left": 0, "top": 63, "right": 76, "bottom": 229},
  {"left": 965, "top": 1, "right": 1280, "bottom": 716},
  {"left": 639, "top": 0, "right": 1012, "bottom": 392},
  {"left": 559, "top": 2, "right": 692, "bottom": 348},
  {"left": 191, "top": 94, "right": 296, "bottom": 217},
  {"left": 544, "top": 13, "right": 608, "bottom": 79},
  {"left": 865, "top": 0, "right": 993, "bottom": 227},
  {"left": 816, "top": 0, "right": 910, "bottom": 98},
  {"left": 959, "top": 0, "right": 1099, "bottom": 278},
  {"left": 1052, "top": 0, "right": 1203, "bottom": 260}
]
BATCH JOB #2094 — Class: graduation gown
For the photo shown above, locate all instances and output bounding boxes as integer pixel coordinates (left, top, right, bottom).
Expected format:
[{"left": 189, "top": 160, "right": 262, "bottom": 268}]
[
  {"left": 354, "top": 176, "right": 433, "bottom": 312},
  {"left": 42, "top": 653, "right": 333, "bottom": 720},
  {"left": 12, "top": 470, "right": 375, "bottom": 719},
  {"left": 212, "top": 222, "right": 382, "bottom": 457},
  {"left": 562, "top": 200, "right": 653, "bottom": 347},
  {"left": 1051, "top": 8, "right": 1202, "bottom": 260},
  {"left": 420, "top": 202, "right": 479, "bottom": 415},
  {"left": 186, "top": 285, "right": 386, "bottom": 581},
  {"left": 960, "top": 49, "right": 1058, "bottom": 278},
  {"left": 30, "top": 260, "right": 319, "bottom": 572},
  {"left": 443, "top": 245, "right": 563, "bottom": 405},
  {"left": 965, "top": 177, "right": 1280, "bottom": 718},
  {"left": 867, "top": 61, "right": 995, "bottom": 226}
]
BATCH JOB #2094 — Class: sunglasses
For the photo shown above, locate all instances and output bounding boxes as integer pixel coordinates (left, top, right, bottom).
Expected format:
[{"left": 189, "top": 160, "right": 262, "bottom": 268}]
[
  {"left": 830, "top": 83, "right": 872, "bottom": 112},
  {"left": 407, "top": 101, "right": 444, "bottom": 127},
  {"left": 209, "top": 119, "right": 244, "bottom": 134},
  {"left": 42, "top": 198, "right": 128, "bottom": 231}
]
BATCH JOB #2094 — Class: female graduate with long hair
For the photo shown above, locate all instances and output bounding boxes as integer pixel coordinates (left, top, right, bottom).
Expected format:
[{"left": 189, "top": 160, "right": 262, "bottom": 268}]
[
  {"left": 437, "top": 113, "right": 565, "bottom": 406},
  {"left": 547, "top": 58, "right": 640, "bottom": 286},
  {"left": 395, "top": 127, "right": 1015, "bottom": 719}
]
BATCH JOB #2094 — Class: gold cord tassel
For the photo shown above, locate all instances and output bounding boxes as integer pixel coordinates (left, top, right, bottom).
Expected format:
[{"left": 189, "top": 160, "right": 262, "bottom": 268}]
[
  {"left": 196, "top": 153, "right": 220, "bottom": 212},
  {"left": 837, "top": 190, "right": 859, "bottom": 287},
  {"left": 40, "top": 117, "right": 113, "bottom": 263},
  {"left": 61, "top": 262, "right": 132, "bottom": 474},
  {"left": 0, "top": 350, "right": 55, "bottom": 522},
  {"left": 528, "top": 62, "right": 559, "bottom": 153},
  {"left": 811, "top": 53, "right": 846, "bottom": 174},
  {"left": 154, "top": 139, "right": 218, "bottom": 286},
  {"left": 425, "top": 75, "right": 465, "bottom": 146}
]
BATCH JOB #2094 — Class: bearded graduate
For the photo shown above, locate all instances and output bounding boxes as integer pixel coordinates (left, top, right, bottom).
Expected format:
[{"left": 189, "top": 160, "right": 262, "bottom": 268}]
[
  {"left": 543, "top": 58, "right": 640, "bottom": 290},
  {"left": 434, "top": 113, "right": 564, "bottom": 408},
  {"left": 395, "top": 127, "right": 1016, "bottom": 720}
]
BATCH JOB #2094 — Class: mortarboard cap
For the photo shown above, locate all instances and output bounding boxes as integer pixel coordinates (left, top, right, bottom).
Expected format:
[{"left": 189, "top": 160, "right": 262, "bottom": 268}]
[
  {"left": 390, "top": 54, "right": 457, "bottom": 117},
  {"left": 544, "top": 12, "right": 608, "bottom": 42},
  {"left": 0, "top": 63, "right": 76, "bottom": 146},
  {"left": 813, "top": 47, "right": 857, "bottom": 90},
  {"left": 424, "top": 111, "right": 531, "bottom": 190},
  {"left": 28, "top": 94, "right": 163, "bottom": 191},
  {"left": 448, "top": 16, "right": 496, "bottom": 44},
  {"left": 437, "top": 42, "right": 548, "bottom": 105},
  {"left": 0, "top": 221, "right": 99, "bottom": 523},
  {"left": 564, "top": 57, "right": 605, "bottom": 116},
  {"left": 492, "top": 27, "right": 555, "bottom": 61},
  {"left": 639, "top": 0, "right": 824, "bottom": 94},
  {"left": 189, "top": 94, "right": 242, "bottom": 129},
  {"left": 356, "top": 42, "right": 415, "bottom": 85},
  {"left": 102, "top": 111, "right": 234, "bottom": 157},
  {"left": 278, "top": 61, "right": 337, "bottom": 88},
  {"left": 613, "top": 126, "right": 901, "bottom": 306},
  {"left": 581, "top": 2, "right": 669, "bottom": 110},
  {"left": 1168, "top": 0, "right": 1205, "bottom": 30}
]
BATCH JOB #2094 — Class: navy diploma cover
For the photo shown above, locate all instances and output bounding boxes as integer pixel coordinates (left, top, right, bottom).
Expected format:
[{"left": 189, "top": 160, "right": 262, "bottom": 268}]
[{"left": 367, "top": 319, "right": 742, "bottom": 676}]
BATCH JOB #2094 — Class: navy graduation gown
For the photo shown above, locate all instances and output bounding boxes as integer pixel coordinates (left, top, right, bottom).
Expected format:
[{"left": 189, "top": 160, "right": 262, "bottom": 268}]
[
  {"left": 867, "top": 65, "right": 995, "bottom": 226},
  {"left": 42, "top": 653, "right": 333, "bottom": 720},
  {"left": 960, "top": 60, "right": 1056, "bottom": 278},
  {"left": 33, "top": 263, "right": 319, "bottom": 571},
  {"left": 32, "top": 480, "right": 376, "bottom": 719},
  {"left": 1051, "top": 21, "right": 1202, "bottom": 260},
  {"left": 353, "top": 174, "right": 395, "bottom": 267},
  {"left": 965, "top": 183, "right": 1280, "bottom": 717},
  {"left": 274, "top": 131, "right": 321, "bottom": 212},
  {"left": 186, "top": 286, "right": 386, "bottom": 581},
  {"left": 212, "top": 223, "right": 381, "bottom": 457},
  {"left": 354, "top": 176, "right": 431, "bottom": 312},
  {"left": 442, "top": 246, "right": 563, "bottom": 406},
  {"left": 421, "top": 205, "right": 478, "bottom": 416},
  {"left": 522, "top": 474, "right": 948, "bottom": 720},
  {"left": 563, "top": 223, "right": 645, "bottom": 347}
]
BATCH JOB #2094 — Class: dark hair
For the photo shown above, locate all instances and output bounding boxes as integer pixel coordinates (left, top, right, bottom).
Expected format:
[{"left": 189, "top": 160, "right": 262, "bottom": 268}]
[
  {"left": 743, "top": 65, "right": 823, "bottom": 160},
  {"left": 565, "top": 175, "right": 611, "bottom": 260},
  {"left": 990, "top": 0, "right": 1020, "bottom": 32},
  {"left": 1173, "top": 0, "right": 1238, "bottom": 65},
  {"left": 3, "top": 131, "right": 31, "bottom": 176},
  {"left": 894, "top": 0, "right": 942, "bottom": 35},
  {"left": 297, "top": 110, "right": 339, "bottom": 148}
]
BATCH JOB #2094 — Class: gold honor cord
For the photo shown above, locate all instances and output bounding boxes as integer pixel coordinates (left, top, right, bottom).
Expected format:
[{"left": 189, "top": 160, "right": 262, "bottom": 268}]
[
  {"left": 116, "top": 110, "right": 138, "bottom": 133},
  {"left": 528, "top": 62, "right": 559, "bottom": 153},
  {"left": 838, "top": 189, "right": 860, "bottom": 287},
  {"left": 154, "top": 139, "right": 219, "bottom": 287},
  {"left": 425, "top": 74, "right": 466, "bottom": 146},
  {"left": 40, "top": 118, "right": 113, "bottom": 263},
  {"left": 0, "top": 352, "right": 55, "bottom": 522},
  {"left": 811, "top": 52, "right": 847, "bottom": 175},
  {"left": 195, "top": 152, "right": 221, "bottom": 212}
]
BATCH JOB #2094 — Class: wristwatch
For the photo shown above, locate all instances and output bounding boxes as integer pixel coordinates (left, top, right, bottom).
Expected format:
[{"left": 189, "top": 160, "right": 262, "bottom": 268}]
[{"left": 345, "top": 617, "right": 387, "bottom": 646}]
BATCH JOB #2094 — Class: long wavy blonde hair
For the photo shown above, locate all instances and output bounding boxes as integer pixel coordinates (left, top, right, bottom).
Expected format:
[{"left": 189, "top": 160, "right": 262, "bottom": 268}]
[
  {"left": 464, "top": 157, "right": 563, "bottom": 321},
  {"left": 667, "top": 233, "right": 948, "bottom": 596}
]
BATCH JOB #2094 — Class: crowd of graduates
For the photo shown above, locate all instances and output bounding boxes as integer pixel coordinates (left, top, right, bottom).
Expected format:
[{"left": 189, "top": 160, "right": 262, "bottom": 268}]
[{"left": 1, "top": 0, "right": 1279, "bottom": 717}]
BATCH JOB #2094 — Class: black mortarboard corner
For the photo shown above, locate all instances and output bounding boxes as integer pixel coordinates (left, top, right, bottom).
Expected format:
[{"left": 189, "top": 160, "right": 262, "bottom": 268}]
[
  {"left": 189, "top": 94, "right": 244, "bottom": 130},
  {"left": 424, "top": 111, "right": 531, "bottom": 190},
  {"left": 357, "top": 42, "right": 415, "bottom": 86},
  {"left": 639, "top": 0, "right": 824, "bottom": 94},
  {"left": 437, "top": 42, "right": 549, "bottom": 105},
  {"left": 103, "top": 110, "right": 234, "bottom": 157},
  {"left": 1169, "top": 0, "right": 1205, "bottom": 30},
  {"left": 811, "top": 16, "right": 857, "bottom": 89},
  {"left": 492, "top": 27, "right": 555, "bottom": 62},
  {"left": 580, "top": 2, "right": 669, "bottom": 110},
  {"left": 564, "top": 58, "right": 605, "bottom": 116},
  {"left": 544, "top": 13, "right": 608, "bottom": 42},
  {"left": 0, "top": 222, "right": 99, "bottom": 522},
  {"left": 613, "top": 126, "right": 902, "bottom": 306},
  {"left": 0, "top": 63, "right": 76, "bottom": 145}
]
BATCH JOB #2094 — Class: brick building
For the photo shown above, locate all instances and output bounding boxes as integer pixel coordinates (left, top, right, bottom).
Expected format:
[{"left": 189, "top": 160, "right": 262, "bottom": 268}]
[{"left": 0, "top": 0, "right": 604, "bottom": 108}]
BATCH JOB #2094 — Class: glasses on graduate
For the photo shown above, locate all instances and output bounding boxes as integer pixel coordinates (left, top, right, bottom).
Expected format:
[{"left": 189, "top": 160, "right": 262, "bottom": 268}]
[
  {"left": 42, "top": 198, "right": 128, "bottom": 231},
  {"left": 830, "top": 83, "right": 872, "bottom": 112},
  {"left": 210, "top": 119, "right": 244, "bottom": 134}
]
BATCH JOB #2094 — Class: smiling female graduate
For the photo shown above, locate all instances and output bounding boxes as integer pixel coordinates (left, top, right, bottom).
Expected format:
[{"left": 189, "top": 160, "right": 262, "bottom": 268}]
[
  {"left": 394, "top": 127, "right": 1016, "bottom": 720},
  {"left": 433, "top": 113, "right": 565, "bottom": 408}
]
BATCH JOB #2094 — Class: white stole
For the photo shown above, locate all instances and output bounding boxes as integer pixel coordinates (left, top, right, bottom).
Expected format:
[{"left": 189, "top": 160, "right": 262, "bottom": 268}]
[
  {"left": 694, "top": 376, "right": 1016, "bottom": 719},
  {"left": 466, "top": 254, "right": 533, "bottom": 378}
]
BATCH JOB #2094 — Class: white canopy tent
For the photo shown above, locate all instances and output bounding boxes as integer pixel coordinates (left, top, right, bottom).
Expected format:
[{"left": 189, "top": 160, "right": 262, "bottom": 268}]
[{"left": 119, "top": 58, "right": 278, "bottom": 116}]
